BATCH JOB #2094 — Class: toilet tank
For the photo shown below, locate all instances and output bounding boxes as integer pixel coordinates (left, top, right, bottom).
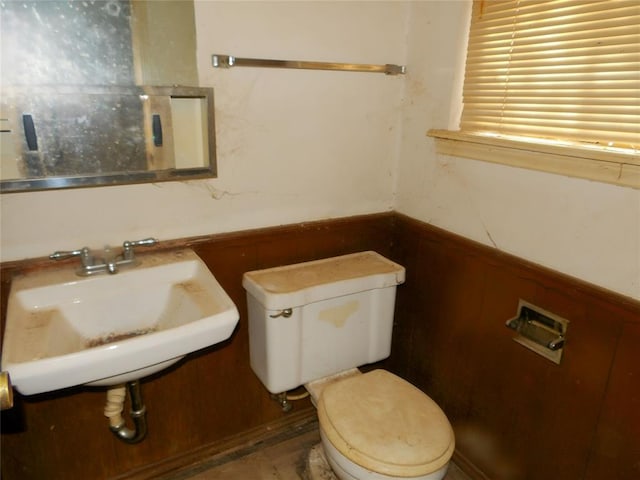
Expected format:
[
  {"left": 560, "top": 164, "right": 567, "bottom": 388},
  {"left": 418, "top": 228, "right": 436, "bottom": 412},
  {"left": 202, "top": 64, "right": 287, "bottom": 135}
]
[{"left": 242, "top": 251, "right": 405, "bottom": 394}]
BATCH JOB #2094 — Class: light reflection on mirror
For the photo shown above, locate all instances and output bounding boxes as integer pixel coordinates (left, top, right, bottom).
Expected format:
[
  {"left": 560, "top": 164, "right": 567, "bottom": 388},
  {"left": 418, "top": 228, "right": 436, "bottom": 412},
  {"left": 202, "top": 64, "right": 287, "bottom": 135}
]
[{"left": 0, "top": 0, "right": 216, "bottom": 193}]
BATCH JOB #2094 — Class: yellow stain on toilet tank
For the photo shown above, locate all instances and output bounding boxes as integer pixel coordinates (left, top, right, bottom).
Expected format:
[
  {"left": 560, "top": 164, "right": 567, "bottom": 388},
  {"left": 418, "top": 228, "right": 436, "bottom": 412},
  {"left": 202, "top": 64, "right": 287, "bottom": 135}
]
[{"left": 319, "top": 300, "right": 359, "bottom": 328}]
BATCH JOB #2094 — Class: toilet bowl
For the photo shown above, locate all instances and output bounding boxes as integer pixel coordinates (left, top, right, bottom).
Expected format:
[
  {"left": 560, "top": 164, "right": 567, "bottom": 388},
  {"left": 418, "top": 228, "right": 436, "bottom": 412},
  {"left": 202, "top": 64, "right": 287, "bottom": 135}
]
[
  {"left": 314, "top": 369, "right": 454, "bottom": 480},
  {"left": 243, "top": 252, "right": 455, "bottom": 480}
]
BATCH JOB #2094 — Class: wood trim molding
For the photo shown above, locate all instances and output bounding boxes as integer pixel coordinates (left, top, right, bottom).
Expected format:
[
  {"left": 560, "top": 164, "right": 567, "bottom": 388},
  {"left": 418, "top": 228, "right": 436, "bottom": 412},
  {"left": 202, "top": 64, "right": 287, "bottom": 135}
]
[
  {"left": 2, "top": 210, "right": 636, "bottom": 318},
  {"left": 394, "top": 213, "right": 640, "bottom": 316},
  {"left": 428, "top": 129, "right": 640, "bottom": 189},
  {"left": 112, "top": 408, "right": 317, "bottom": 480},
  {"left": 0, "top": 212, "right": 396, "bottom": 273}
]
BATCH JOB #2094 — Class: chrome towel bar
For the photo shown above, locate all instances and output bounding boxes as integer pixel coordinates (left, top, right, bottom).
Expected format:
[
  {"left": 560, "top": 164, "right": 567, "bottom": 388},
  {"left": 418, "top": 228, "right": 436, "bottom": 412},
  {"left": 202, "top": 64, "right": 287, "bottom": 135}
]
[{"left": 212, "top": 54, "right": 406, "bottom": 76}]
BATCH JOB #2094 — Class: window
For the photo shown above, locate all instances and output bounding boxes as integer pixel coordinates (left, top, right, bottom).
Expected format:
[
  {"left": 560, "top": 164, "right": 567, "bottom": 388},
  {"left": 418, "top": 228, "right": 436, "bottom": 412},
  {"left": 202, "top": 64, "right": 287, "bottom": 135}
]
[{"left": 429, "top": 0, "right": 640, "bottom": 188}]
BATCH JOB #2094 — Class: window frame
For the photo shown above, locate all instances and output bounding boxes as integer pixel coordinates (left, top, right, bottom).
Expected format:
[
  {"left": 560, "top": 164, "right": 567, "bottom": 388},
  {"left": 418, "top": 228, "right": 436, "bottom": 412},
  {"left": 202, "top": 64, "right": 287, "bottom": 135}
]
[
  {"left": 428, "top": 129, "right": 640, "bottom": 188},
  {"left": 429, "top": 0, "right": 640, "bottom": 189}
]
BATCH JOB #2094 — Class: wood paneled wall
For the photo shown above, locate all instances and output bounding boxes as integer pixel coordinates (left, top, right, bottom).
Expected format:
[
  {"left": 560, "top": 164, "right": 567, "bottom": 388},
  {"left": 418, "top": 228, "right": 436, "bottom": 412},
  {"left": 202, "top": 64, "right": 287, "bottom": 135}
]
[
  {"left": 389, "top": 214, "right": 640, "bottom": 480},
  {"left": 1, "top": 212, "right": 638, "bottom": 480},
  {"left": 0, "top": 214, "right": 395, "bottom": 480}
]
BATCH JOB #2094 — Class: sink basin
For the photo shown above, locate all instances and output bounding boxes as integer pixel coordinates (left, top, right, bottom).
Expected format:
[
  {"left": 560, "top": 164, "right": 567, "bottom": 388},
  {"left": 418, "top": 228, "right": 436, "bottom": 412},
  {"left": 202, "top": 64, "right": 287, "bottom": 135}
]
[{"left": 1, "top": 249, "right": 239, "bottom": 395}]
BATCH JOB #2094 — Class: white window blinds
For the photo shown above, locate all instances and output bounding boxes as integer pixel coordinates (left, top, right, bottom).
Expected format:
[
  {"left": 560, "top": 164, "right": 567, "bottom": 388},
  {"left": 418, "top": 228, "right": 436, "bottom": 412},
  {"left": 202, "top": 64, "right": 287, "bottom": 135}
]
[{"left": 460, "top": 0, "right": 640, "bottom": 153}]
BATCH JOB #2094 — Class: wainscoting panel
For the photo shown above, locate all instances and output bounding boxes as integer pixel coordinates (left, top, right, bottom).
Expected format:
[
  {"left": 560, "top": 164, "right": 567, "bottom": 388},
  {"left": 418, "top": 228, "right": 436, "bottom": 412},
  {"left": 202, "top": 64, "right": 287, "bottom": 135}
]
[
  {"left": 390, "top": 214, "right": 639, "bottom": 480},
  {"left": 0, "top": 213, "right": 394, "bottom": 480},
  {"left": 1, "top": 212, "right": 637, "bottom": 480}
]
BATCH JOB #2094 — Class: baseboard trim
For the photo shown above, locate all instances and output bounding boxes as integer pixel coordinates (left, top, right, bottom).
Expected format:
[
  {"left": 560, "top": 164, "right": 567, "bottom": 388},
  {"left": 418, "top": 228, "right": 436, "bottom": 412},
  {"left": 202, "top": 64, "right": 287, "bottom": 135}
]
[
  {"left": 111, "top": 408, "right": 317, "bottom": 480},
  {"left": 452, "top": 450, "right": 491, "bottom": 480}
]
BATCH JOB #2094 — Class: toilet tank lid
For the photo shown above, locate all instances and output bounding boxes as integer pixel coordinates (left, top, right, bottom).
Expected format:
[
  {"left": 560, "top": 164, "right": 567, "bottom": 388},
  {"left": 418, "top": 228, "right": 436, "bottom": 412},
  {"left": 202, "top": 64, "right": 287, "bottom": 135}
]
[
  {"left": 318, "top": 369, "right": 455, "bottom": 477},
  {"left": 242, "top": 251, "right": 405, "bottom": 310}
]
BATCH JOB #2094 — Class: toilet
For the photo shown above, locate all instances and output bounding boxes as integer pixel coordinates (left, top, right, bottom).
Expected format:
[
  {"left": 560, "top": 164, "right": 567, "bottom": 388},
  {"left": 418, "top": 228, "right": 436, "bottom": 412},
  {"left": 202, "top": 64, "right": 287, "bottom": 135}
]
[{"left": 242, "top": 251, "right": 455, "bottom": 480}]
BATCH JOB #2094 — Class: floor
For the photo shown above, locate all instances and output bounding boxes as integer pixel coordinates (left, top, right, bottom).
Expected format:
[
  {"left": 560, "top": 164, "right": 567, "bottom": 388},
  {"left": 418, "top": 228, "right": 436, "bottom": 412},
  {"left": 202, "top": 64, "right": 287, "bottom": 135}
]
[{"left": 178, "top": 423, "right": 472, "bottom": 480}]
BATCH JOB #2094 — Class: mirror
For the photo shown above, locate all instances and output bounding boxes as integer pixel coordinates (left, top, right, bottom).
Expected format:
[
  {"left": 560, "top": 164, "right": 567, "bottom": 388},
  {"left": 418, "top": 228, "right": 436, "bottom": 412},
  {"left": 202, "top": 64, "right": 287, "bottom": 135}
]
[{"left": 0, "top": 0, "right": 216, "bottom": 193}]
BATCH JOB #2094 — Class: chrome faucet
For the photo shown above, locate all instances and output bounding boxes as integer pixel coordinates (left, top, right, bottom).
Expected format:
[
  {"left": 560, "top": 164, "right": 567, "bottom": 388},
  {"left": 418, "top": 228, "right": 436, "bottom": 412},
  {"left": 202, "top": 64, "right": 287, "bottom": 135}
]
[{"left": 49, "top": 238, "right": 158, "bottom": 276}]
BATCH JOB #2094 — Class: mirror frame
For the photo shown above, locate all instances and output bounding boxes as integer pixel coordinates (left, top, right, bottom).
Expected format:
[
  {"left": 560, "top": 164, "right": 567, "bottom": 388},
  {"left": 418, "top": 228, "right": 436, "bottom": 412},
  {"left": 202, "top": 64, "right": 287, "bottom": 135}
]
[{"left": 0, "top": 86, "right": 216, "bottom": 193}]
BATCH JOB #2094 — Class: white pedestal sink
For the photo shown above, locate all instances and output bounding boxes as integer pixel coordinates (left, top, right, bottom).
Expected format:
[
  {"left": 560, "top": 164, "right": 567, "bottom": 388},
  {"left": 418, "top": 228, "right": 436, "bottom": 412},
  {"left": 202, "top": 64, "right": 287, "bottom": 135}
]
[{"left": 1, "top": 249, "right": 239, "bottom": 395}]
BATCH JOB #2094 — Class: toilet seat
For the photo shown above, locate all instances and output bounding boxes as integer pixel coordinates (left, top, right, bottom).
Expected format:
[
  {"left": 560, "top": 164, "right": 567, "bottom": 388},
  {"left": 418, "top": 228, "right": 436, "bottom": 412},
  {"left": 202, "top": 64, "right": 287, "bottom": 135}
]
[{"left": 317, "top": 370, "right": 455, "bottom": 478}]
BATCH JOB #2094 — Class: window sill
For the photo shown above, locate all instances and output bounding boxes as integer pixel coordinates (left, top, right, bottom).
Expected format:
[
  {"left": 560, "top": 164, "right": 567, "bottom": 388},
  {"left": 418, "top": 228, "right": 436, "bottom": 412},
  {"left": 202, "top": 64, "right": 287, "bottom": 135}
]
[{"left": 427, "top": 130, "right": 640, "bottom": 189}]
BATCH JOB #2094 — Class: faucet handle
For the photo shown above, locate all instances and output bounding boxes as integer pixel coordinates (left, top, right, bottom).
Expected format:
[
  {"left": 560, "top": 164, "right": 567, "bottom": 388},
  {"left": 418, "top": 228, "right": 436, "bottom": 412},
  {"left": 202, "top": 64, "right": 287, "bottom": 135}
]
[
  {"left": 50, "top": 247, "right": 93, "bottom": 266},
  {"left": 122, "top": 238, "right": 158, "bottom": 260}
]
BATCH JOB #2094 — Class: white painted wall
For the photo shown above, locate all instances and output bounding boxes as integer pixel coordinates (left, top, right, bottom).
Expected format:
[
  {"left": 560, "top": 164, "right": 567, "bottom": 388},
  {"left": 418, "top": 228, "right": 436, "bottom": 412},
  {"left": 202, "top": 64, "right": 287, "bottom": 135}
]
[
  {"left": 1, "top": 1, "right": 638, "bottom": 300},
  {"left": 395, "top": 1, "right": 640, "bottom": 300},
  {"left": 0, "top": 1, "right": 407, "bottom": 260}
]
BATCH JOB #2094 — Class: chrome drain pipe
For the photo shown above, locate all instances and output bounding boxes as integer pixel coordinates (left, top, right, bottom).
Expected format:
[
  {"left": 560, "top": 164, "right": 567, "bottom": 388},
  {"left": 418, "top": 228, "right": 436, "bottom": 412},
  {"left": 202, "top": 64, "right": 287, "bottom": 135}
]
[{"left": 104, "top": 380, "right": 147, "bottom": 444}]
